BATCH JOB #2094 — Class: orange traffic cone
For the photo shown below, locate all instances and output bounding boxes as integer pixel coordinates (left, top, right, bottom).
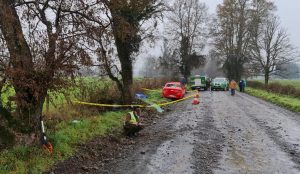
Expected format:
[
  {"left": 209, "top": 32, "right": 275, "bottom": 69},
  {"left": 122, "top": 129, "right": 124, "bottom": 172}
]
[
  {"left": 192, "top": 96, "right": 200, "bottom": 105},
  {"left": 195, "top": 91, "right": 200, "bottom": 98}
]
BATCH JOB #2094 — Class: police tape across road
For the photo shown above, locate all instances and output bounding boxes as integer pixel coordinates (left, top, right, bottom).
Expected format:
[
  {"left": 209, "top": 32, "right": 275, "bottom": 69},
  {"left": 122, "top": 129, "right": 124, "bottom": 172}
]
[{"left": 72, "top": 93, "right": 197, "bottom": 108}]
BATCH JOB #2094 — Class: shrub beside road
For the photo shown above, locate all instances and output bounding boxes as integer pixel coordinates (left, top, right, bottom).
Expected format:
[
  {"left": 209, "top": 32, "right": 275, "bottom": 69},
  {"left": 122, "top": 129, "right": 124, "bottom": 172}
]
[
  {"left": 247, "top": 80, "right": 300, "bottom": 99},
  {"left": 246, "top": 80, "right": 300, "bottom": 113}
]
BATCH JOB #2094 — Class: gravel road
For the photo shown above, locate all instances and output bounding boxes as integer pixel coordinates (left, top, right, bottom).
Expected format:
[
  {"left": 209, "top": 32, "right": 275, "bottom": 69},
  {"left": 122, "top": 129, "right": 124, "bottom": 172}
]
[{"left": 50, "top": 91, "right": 300, "bottom": 174}]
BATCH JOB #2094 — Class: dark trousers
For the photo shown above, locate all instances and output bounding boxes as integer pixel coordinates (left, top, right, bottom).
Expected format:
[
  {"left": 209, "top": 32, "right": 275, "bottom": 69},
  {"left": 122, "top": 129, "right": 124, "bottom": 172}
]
[
  {"left": 124, "top": 124, "right": 144, "bottom": 136},
  {"left": 239, "top": 86, "right": 245, "bottom": 92},
  {"left": 231, "top": 89, "right": 235, "bottom": 96}
]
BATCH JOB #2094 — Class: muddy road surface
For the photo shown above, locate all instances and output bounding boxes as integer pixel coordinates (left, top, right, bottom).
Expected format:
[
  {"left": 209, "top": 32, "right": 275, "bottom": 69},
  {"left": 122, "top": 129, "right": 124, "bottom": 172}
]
[{"left": 50, "top": 91, "right": 300, "bottom": 174}]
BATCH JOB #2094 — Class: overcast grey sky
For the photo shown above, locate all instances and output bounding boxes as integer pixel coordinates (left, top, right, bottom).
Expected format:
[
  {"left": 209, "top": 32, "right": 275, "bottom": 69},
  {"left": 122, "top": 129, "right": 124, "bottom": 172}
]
[
  {"left": 202, "top": 0, "right": 300, "bottom": 50},
  {"left": 135, "top": 0, "right": 300, "bottom": 75},
  {"left": 273, "top": 0, "right": 300, "bottom": 50}
]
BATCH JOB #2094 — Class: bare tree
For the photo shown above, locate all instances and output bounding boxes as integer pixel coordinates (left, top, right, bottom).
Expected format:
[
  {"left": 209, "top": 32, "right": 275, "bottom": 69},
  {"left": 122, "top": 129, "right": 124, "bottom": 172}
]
[
  {"left": 213, "top": 0, "right": 276, "bottom": 81},
  {"left": 165, "top": 0, "right": 208, "bottom": 80},
  {"left": 0, "top": 0, "right": 91, "bottom": 135},
  {"left": 79, "top": 0, "right": 164, "bottom": 104},
  {"left": 157, "top": 40, "right": 181, "bottom": 78},
  {"left": 212, "top": 0, "right": 253, "bottom": 81},
  {"left": 105, "top": 0, "right": 164, "bottom": 103},
  {"left": 249, "top": 16, "right": 298, "bottom": 84}
]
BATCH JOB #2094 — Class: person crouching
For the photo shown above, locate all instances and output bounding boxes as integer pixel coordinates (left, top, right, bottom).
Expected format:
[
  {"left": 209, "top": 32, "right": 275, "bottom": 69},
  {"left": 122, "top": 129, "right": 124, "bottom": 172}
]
[{"left": 124, "top": 107, "right": 144, "bottom": 137}]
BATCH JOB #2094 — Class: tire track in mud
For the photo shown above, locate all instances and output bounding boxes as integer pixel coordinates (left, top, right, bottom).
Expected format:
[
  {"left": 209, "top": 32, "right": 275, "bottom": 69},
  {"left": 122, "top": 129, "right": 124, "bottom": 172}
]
[
  {"left": 108, "top": 92, "right": 225, "bottom": 174},
  {"left": 235, "top": 93, "right": 300, "bottom": 169},
  {"left": 211, "top": 92, "right": 299, "bottom": 174},
  {"left": 49, "top": 91, "right": 300, "bottom": 174},
  {"left": 101, "top": 99, "right": 200, "bottom": 174},
  {"left": 192, "top": 92, "right": 225, "bottom": 174}
]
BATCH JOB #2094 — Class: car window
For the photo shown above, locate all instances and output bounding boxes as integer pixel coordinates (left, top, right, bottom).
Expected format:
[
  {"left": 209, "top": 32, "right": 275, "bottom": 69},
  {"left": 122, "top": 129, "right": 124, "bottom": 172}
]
[
  {"left": 166, "top": 84, "right": 180, "bottom": 88},
  {"left": 214, "top": 79, "right": 225, "bottom": 83}
]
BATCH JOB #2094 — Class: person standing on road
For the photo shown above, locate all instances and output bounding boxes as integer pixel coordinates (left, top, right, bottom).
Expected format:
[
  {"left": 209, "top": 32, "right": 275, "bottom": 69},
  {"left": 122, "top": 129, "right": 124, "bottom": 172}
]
[
  {"left": 239, "top": 80, "right": 245, "bottom": 92},
  {"left": 180, "top": 77, "right": 187, "bottom": 93},
  {"left": 123, "top": 107, "right": 144, "bottom": 137},
  {"left": 229, "top": 80, "right": 237, "bottom": 96},
  {"left": 242, "top": 79, "right": 246, "bottom": 92}
]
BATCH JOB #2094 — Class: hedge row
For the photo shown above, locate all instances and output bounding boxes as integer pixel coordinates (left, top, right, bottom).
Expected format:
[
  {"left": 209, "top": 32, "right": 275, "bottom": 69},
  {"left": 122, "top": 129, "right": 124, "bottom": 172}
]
[{"left": 247, "top": 81, "right": 300, "bottom": 99}]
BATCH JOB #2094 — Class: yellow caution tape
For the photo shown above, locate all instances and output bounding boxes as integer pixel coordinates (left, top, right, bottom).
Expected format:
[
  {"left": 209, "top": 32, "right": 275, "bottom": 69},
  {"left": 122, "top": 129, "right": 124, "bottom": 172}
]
[
  {"left": 73, "top": 93, "right": 197, "bottom": 108},
  {"left": 157, "top": 95, "right": 195, "bottom": 106},
  {"left": 73, "top": 87, "right": 199, "bottom": 108},
  {"left": 73, "top": 101, "right": 145, "bottom": 108}
]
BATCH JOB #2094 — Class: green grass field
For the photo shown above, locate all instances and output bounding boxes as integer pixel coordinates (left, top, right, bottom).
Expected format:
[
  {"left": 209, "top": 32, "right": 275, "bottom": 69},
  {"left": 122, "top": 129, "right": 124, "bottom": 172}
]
[
  {"left": 0, "top": 77, "right": 171, "bottom": 174},
  {"left": 144, "top": 90, "right": 168, "bottom": 104},
  {"left": 255, "top": 79, "right": 300, "bottom": 89},
  {"left": 270, "top": 80, "right": 300, "bottom": 89},
  {"left": 0, "top": 77, "right": 118, "bottom": 113},
  {"left": 0, "top": 78, "right": 122, "bottom": 174}
]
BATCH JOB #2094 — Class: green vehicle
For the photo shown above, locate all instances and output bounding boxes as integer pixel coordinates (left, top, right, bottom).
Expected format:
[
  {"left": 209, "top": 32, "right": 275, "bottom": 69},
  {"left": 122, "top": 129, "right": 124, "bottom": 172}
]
[
  {"left": 190, "top": 75, "right": 209, "bottom": 91},
  {"left": 211, "top": 77, "right": 229, "bottom": 91}
]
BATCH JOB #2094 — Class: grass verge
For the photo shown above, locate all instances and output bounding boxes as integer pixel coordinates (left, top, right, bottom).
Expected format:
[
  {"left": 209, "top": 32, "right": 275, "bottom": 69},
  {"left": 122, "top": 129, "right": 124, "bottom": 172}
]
[
  {"left": 0, "top": 111, "right": 125, "bottom": 174},
  {"left": 144, "top": 90, "right": 169, "bottom": 104},
  {"left": 246, "top": 87, "right": 300, "bottom": 113},
  {"left": 254, "top": 79, "right": 300, "bottom": 89}
]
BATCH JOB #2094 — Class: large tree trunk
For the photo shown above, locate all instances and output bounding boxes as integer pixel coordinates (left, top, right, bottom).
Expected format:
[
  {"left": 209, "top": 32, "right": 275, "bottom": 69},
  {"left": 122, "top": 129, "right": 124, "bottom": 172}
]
[
  {"left": 180, "top": 36, "right": 191, "bottom": 81},
  {"left": 15, "top": 88, "right": 47, "bottom": 133},
  {"left": 264, "top": 70, "right": 270, "bottom": 85},
  {"left": 110, "top": 8, "right": 135, "bottom": 104},
  {"left": 118, "top": 43, "right": 134, "bottom": 104},
  {"left": 0, "top": 0, "right": 44, "bottom": 134}
]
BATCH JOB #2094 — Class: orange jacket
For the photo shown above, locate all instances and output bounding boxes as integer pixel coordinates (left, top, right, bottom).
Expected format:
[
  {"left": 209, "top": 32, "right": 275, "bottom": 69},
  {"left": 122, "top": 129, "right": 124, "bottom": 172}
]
[{"left": 229, "top": 80, "right": 237, "bottom": 89}]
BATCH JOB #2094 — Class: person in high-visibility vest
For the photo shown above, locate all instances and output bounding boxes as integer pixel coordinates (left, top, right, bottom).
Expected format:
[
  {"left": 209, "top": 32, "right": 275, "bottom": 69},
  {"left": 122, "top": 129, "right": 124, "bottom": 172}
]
[{"left": 123, "top": 107, "right": 144, "bottom": 137}]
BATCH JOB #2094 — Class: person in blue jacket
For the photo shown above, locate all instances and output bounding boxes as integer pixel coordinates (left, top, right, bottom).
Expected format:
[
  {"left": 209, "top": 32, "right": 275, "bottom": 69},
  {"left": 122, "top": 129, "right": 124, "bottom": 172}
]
[{"left": 239, "top": 80, "right": 246, "bottom": 92}]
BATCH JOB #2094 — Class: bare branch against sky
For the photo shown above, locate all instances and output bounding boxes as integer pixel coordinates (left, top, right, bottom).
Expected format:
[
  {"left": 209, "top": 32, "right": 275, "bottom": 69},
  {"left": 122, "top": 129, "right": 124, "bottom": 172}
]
[
  {"left": 203, "top": 0, "right": 299, "bottom": 50},
  {"left": 134, "top": 0, "right": 300, "bottom": 75}
]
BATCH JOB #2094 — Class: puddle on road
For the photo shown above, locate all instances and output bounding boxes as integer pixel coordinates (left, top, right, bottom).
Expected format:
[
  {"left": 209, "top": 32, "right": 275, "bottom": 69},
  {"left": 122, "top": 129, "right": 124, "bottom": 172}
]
[
  {"left": 143, "top": 104, "right": 201, "bottom": 174},
  {"left": 229, "top": 146, "right": 251, "bottom": 171},
  {"left": 146, "top": 132, "right": 196, "bottom": 174}
]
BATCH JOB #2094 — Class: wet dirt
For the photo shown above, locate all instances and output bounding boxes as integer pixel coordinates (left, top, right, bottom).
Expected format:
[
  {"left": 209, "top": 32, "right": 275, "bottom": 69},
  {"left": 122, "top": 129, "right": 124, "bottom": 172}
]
[{"left": 48, "top": 91, "right": 300, "bottom": 174}]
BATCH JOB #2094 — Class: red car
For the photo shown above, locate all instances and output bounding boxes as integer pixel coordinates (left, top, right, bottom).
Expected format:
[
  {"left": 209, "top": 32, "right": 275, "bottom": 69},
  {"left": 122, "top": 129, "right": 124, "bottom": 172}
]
[{"left": 162, "top": 82, "right": 186, "bottom": 99}]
